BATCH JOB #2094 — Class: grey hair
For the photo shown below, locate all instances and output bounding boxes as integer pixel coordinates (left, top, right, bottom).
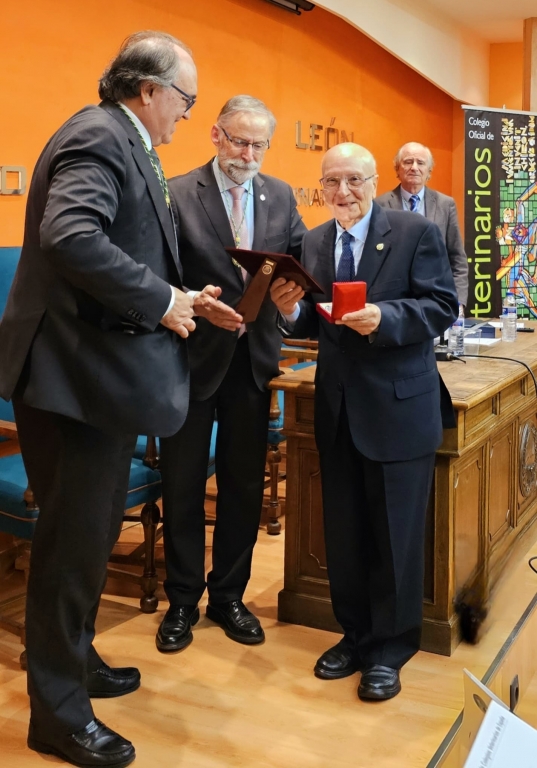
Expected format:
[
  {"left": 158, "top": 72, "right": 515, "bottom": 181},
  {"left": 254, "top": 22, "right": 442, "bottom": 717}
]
[
  {"left": 98, "top": 31, "right": 191, "bottom": 102},
  {"left": 217, "top": 95, "right": 277, "bottom": 137},
  {"left": 393, "top": 142, "right": 435, "bottom": 172}
]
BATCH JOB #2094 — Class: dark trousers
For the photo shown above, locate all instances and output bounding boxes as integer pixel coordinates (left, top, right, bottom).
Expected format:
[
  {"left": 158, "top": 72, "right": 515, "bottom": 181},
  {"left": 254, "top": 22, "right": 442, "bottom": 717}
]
[
  {"left": 13, "top": 399, "right": 136, "bottom": 736},
  {"left": 318, "top": 401, "right": 435, "bottom": 670},
  {"left": 160, "top": 335, "right": 271, "bottom": 606}
]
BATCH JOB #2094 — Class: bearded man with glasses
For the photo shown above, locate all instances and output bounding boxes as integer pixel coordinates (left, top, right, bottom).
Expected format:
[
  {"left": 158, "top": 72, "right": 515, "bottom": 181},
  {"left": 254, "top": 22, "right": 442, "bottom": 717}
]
[
  {"left": 156, "top": 95, "right": 307, "bottom": 654},
  {"left": 270, "top": 142, "right": 457, "bottom": 702}
]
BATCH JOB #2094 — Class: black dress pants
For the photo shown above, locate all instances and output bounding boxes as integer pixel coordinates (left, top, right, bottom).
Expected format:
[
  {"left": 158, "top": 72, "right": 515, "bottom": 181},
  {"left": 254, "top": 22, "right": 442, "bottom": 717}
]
[
  {"left": 318, "top": 400, "right": 435, "bottom": 670},
  {"left": 160, "top": 335, "right": 271, "bottom": 606},
  {"left": 13, "top": 399, "right": 136, "bottom": 736}
]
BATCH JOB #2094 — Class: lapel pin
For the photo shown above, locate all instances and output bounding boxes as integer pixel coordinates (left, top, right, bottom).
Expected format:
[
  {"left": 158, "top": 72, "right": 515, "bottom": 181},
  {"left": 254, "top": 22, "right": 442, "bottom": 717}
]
[
  {"left": 260, "top": 194, "right": 266, "bottom": 201},
  {"left": 376, "top": 243, "right": 384, "bottom": 251}
]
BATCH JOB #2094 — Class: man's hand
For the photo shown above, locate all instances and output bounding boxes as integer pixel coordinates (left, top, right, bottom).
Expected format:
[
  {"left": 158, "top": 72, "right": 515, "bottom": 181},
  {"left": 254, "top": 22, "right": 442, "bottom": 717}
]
[
  {"left": 160, "top": 287, "right": 196, "bottom": 338},
  {"left": 270, "top": 277, "right": 305, "bottom": 316},
  {"left": 335, "top": 303, "right": 381, "bottom": 335},
  {"left": 193, "top": 285, "right": 243, "bottom": 331}
]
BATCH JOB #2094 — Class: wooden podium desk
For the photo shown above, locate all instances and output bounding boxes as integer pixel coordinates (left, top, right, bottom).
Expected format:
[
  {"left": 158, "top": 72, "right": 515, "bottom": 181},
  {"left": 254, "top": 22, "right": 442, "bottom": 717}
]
[{"left": 270, "top": 327, "right": 537, "bottom": 655}]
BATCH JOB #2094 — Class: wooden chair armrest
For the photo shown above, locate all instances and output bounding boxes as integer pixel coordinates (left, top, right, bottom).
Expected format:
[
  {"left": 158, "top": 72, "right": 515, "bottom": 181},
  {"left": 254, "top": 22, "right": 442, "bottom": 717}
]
[
  {"left": 282, "top": 339, "right": 318, "bottom": 349},
  {"left": 0, "top": 419, "right": 17, "bottom": 438}
]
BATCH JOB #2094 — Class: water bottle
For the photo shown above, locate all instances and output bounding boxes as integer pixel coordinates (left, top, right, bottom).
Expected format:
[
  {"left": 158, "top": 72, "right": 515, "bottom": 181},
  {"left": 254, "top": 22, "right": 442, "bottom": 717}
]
[
  {"left": 501, "top": 294, "right": 517, "bottom": 342},
  {"left": 447, "top": 306, "right": 465, "bottom": 356}
]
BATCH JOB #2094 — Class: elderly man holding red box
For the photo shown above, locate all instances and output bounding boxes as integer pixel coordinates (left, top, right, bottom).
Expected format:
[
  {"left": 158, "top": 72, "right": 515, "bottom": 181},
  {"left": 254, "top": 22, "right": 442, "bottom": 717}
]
[{"left": 270, "top": 142, "right": 457, "bottom": 702}]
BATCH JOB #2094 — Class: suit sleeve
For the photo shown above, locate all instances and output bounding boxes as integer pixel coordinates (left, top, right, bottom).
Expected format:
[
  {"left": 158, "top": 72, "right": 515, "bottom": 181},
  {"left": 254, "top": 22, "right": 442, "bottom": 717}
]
[
  {"left": 445, "top": 197, "right": 469, "bottom": 306},
  {"left": 39, "top": 118, "right": 171, "bottom": 331},
  {"left": 285, "top": 184, "right": 308, "bottom": 261},
  {"left": 373, "top": 220, "right": 458, "bottom": 347}
]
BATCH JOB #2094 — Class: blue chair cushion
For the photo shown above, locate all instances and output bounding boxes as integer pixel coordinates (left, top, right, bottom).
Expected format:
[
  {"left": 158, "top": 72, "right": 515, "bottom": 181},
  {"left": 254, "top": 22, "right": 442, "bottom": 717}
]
[
  {"left": 134, "top": 420, "right": 218, "bottom": 480},
  {"left": 0, "top": 249, "right": 20, "bottom": 441},
  {"left": 125, "top": 458, "right": 161, "bottom": 510},
  {"left": 0, "top": 453, "right": 39, "bottom": 539}
]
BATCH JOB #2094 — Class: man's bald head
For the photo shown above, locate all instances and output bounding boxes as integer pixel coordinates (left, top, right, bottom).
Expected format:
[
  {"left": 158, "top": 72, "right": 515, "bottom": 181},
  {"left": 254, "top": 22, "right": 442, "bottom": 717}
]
[
  {"left": 322, "top": 143, "right": 377, "bottom": 177},
  {"left": 321, "top": 143, "right": 378, "bottom": 229}
]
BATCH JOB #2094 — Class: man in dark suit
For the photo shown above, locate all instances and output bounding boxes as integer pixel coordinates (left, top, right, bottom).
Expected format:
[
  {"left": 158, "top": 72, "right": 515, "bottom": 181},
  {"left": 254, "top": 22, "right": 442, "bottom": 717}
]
[
  {"left": 271, "top": 143, "right": 457, "bottom": 701},
  {"left": 0, "top": 32, "right": 238, "bottom": 767},
  {"left": 156, "top": 96, "right": 307, "bottom": 653},
  {"left": 376, "top": 141, "right": 468, "bottom": 306}
]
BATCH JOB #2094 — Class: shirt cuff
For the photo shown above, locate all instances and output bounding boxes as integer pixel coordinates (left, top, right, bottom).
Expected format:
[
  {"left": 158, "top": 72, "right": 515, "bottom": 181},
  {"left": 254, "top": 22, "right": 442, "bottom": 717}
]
[
  {"left": 283, "top": 305, "right": 301, "bottom": 326},
  {"left": 161, "top": 286, "right": 176, "bottom": 319}
]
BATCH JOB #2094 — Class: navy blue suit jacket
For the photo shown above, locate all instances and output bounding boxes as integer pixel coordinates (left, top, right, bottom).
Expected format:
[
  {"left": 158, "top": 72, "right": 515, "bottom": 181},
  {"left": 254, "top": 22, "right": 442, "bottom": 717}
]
[{"left": 293, "top": 203, "right": 458, "bottom": 463}]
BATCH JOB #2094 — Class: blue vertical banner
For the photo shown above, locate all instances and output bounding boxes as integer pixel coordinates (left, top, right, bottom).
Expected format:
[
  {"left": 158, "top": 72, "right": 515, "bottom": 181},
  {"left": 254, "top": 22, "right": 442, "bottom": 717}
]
[{"left": 464, "top": 107, "right": 537, "bottom": 319}]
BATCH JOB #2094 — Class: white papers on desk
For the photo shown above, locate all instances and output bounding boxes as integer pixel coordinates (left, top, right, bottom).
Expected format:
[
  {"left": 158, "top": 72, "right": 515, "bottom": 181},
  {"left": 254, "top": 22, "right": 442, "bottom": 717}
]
[
  {"left": 487, "top": 321, "right": 526, "bottom": 329},
  {"left": 459, "top": 669, "right": 508, "bottom": 764},
  {"left": 476, "top": 337, "right": 501, "bottom": 347},
  {"left": 463, "top": 700, "right": 537, "bottom": 767}
]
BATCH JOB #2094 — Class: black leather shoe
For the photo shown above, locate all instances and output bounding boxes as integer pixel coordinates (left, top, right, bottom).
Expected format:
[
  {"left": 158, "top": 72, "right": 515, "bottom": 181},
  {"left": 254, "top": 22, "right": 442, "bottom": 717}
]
[
  {"left": 28, "top": 718, "right": 135, "bottom": 767},
  {"left": 206, "top": 600, "right": 265, "bottom": 645},
  {"left": 87, "top": 662, "right": 141, "bottom": 698},
  {"left": 156, "top": 605, "right": 200, "bottom": 653},
  {"left": 358, "top": 665, "right": 401, "bottom": 701},
  {"left": 314, "top": 639, "right": 360, "bottom": 680}
]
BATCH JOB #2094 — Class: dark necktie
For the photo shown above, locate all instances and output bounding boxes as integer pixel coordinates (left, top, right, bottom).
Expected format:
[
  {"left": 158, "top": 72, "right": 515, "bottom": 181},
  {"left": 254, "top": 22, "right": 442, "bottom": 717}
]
[
  {"left": 148, "top": 147, "right": 171, "bottom": 207},
  {"left": 336, "top": 231, "right": 355, "bottom": 282},
  {"left": 409, "top": 194, "right": 420, "bottom": 212}
]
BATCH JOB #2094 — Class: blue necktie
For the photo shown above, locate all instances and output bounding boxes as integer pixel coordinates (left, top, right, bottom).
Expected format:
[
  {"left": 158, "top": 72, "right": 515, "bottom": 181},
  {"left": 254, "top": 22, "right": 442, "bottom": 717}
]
[
  {"left": 336, "top": 231, "right": 355, "bottom": 282},
  {"left": 409, "top": 194, "right": 420, "bottom": 212}
]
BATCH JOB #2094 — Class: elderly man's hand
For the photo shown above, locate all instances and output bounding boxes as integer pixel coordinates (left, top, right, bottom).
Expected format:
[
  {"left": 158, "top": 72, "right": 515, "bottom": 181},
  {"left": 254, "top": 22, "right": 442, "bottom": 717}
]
[
  {"left": 160, "top": 287, "right": 196, "bottom": 338},
  {"left": 270, "top": 277, "right": 305, "bottom": 316},
  {"left": 193, "top": 285, "right": 243, "bottom": 331},
  {"left": 335, "top": 303, "right": 381, "bottom": 335}
]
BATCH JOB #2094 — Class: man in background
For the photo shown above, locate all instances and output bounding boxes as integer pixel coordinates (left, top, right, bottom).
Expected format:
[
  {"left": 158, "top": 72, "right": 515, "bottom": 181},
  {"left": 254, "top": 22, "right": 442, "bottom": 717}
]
[
  {"left": 376, "top": 141, "right": 468, "bottom": 306},
  {"left": 156, "top": 96, "right": 306, "bottom": 654},
  {"left": 271, "top": 143, "right": 457, "bottom": 701},
  {"left": 0, "top": 31, "right": 237, "bottom": 767}
]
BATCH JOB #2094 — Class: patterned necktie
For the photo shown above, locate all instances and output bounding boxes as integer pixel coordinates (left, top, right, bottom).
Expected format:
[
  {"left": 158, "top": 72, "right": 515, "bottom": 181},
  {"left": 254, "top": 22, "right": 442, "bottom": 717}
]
[
  {"left": 336, "top": 231, "right": 355, "bottom": 282},
  {"left": 409, "top": 194, "right": 420, "bottom": 212},
  {"left": 228, "top": 186, "right": 249, "bottom": 335},
  {"left": 228, "top": 186, "right": 249, "bottom": 249}
]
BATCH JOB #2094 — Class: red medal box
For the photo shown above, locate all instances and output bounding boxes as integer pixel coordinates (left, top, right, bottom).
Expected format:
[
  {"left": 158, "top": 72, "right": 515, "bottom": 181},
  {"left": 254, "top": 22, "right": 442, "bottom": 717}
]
[{"left": 316, "top": 281, "right": 367, "bottom": 323}]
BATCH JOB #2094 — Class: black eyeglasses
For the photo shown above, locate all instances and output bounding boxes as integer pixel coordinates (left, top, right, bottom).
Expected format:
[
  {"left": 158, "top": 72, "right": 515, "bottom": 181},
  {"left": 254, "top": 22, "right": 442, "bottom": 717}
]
[
  {"left": 170, "top": 83, "right": 197, "bottom": 112},
  {"left": 219, "top": 125, "right": 270, "bottom": 153}
]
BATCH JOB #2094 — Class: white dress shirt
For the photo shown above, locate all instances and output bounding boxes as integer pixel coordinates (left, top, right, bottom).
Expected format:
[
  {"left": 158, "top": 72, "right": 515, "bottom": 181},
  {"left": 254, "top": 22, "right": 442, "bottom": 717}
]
[
  {"left": 212, "top": 156, "right": 254, "bottom": 249},
  {"left": 285, "top": 206, "right": 373, "bottom": 324}
]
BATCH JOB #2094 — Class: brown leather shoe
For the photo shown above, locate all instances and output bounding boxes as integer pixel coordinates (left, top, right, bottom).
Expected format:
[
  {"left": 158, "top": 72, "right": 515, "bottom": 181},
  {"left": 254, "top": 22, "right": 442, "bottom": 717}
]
[
  {"left": 358, "top": 665, "right": 401, "bottom": 701},
  {"left": 28, "top": 718, "right": 135, "bottom": 767},
  {"left": 314, "top": 639, "right": 360, "bottom": 680}
]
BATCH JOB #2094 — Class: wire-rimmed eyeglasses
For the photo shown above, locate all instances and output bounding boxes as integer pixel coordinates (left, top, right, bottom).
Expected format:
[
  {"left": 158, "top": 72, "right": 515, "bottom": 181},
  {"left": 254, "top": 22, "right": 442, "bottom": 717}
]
[
  {"left": 319, "top": 174, "right": 376, "bottom": 189},
  {"left": 219, "top": 125, "right": 270, "bottom": 153}
]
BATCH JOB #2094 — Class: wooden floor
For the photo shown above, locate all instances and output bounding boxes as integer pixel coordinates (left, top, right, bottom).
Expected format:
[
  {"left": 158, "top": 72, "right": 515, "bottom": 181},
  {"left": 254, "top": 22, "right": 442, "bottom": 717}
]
[{"left": 1, "top": 519, "right": 537, "bottom": 768}]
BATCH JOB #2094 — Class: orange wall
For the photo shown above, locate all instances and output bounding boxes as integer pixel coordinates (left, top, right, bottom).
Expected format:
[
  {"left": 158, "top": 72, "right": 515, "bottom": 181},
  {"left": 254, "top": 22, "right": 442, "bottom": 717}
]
[
  {"left": 0, "top": 0, "right": 458, "bottom": 245},
  {"left": 489, "top": 43, "right": 523, "bottom": 110}
]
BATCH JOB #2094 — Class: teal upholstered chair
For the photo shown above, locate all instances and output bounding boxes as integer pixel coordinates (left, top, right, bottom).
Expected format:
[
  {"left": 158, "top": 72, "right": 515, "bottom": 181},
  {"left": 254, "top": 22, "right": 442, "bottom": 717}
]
[
  {"left": 116, "top": 422, "right": 218, "bottom": 605},
  {"left": 266, "top": 360, "right": 316, "bottom": 534}
]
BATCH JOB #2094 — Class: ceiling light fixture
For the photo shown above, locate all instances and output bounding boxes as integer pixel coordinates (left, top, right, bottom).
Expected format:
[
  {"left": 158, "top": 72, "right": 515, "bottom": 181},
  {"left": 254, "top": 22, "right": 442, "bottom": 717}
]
[{"left": 262, "top": 0, "right": 314, "bottom": 15}]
